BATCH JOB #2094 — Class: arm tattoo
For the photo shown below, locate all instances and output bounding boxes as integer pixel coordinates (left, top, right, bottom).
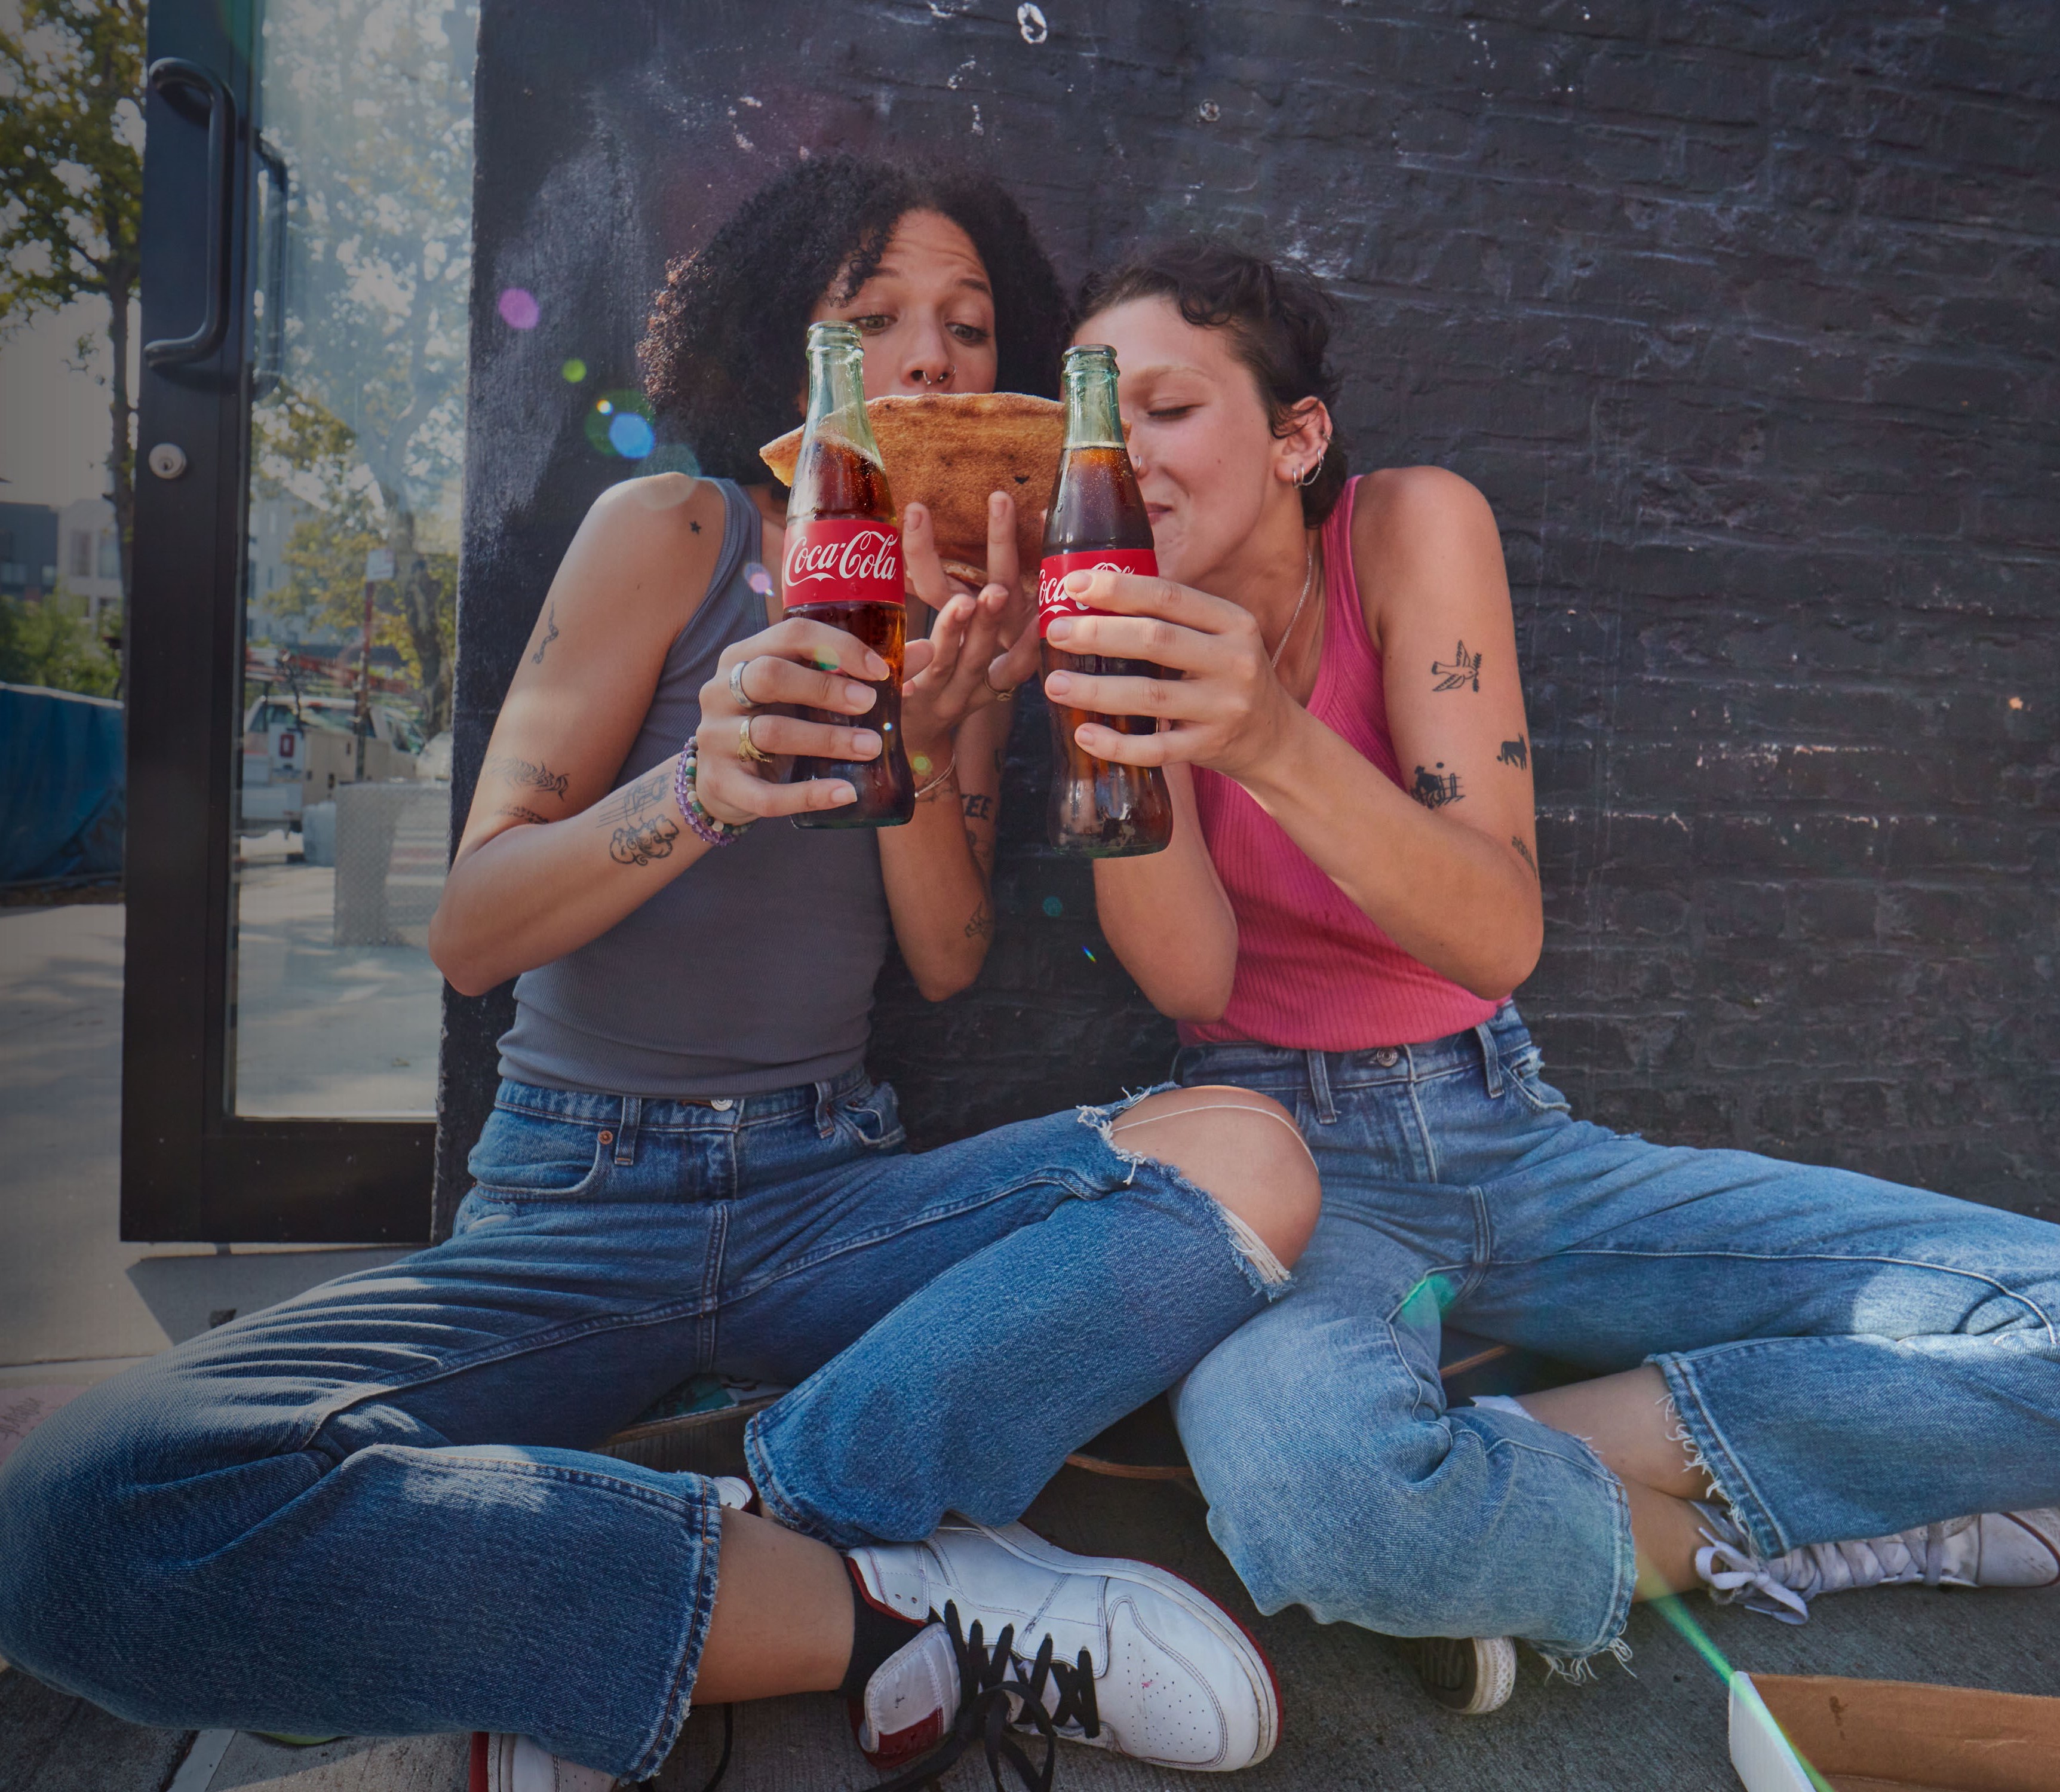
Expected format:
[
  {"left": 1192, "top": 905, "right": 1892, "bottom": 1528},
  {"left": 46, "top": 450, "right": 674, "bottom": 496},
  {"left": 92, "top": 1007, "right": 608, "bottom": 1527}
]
[
  {"left": 1430, "top": 640, "right": 1482, "bottom": 692},
  {"left": 498, "top": 804, "right": 552, "bottom": 825},
  {"left": 966, "top": 827, "right": 994, "bottom": 872},
  {"left": 529, "top": 606, "right": 560, "bottom": 665},
  {"left": 1410, "top": 763, "right": 1463, "bottom": 809},
  {"left": 1497, "top": 735, "right": 1529, "bottom": 771},
  {"left": 484, "top": 754, "right": 570, "bottom": 800},
  {"left": 964, "top": 899, "right": 995, "bottom": 941},
  {"left": 590, "top": 765, "right": 671, "bottom": 830},
  {"left": 1512, "top": 837, "right": 1540, "bottom": 881},
  {"left": 960, "top": 791, "right": 994, "bottom": 823},
  {"left": 609, "top": 815, "right": 680, "bottom": 867}
]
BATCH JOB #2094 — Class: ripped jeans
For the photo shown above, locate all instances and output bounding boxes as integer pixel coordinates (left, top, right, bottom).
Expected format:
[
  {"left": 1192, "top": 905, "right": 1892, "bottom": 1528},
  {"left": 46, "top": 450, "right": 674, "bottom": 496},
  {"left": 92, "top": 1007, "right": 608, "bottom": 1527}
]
[
  {"left": 0, "top": 1069, "right": 1279, "bottom": 1779},
  {"left": 1172, "top": 1007, "right": 2060, "bottom": 1666}
]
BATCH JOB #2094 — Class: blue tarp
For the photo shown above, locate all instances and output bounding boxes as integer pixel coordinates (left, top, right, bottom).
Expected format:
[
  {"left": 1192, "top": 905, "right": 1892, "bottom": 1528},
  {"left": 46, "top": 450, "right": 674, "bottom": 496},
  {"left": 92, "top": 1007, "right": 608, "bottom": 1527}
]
[{"left": 0, "top": 683, "right": 124, "bottom": 883}]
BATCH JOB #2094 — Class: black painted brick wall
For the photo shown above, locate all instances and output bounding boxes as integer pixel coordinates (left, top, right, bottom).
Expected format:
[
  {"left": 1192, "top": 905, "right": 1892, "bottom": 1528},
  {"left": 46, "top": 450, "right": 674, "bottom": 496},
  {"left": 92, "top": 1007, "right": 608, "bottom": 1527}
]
[{"left": 440, "top": 1, "right": 2060, "bottom": 1232}]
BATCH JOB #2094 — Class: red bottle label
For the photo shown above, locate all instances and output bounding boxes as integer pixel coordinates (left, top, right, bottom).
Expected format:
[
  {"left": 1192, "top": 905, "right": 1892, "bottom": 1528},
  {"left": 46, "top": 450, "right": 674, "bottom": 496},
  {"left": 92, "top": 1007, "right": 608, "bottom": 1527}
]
[
  {"left": 782, "top": 517, "right": 905, "bottom": 609},
  {"left": 1037, "top": 547, "right": 1159, "bottom": 636}
]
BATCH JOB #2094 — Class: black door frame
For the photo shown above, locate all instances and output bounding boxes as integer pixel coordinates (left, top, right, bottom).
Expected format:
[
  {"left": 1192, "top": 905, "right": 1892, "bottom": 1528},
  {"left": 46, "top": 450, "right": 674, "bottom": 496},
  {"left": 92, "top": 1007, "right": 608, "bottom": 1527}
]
[{"left": 120, "top": 0, "right": 434, "bottom": 1244}]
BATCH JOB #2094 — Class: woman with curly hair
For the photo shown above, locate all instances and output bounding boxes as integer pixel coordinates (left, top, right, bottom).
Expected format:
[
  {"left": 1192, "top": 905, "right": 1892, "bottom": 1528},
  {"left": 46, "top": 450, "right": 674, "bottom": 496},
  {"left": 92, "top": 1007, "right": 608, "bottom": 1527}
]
[{"left": 0, "top": 164, "right": 1315, "bottom": 1788}]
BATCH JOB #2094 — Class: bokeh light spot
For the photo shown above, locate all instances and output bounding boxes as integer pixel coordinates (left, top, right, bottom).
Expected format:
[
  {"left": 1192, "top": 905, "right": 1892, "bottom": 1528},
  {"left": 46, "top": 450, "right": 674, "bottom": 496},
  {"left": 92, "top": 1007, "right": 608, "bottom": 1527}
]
[
  {"left": 911, "top": 753, "right": 933, "bottom": 777},
  {"left": 1041, "top": 895, "right": 1064, "bottom": 918},
  {"left": 562, "top": 357, "right": 587, "bottom": 382},
  {"left": 609, "top": 412, "right": 656, "bottom": 459},
  {"left": 744, "top": 562, "right": 775, "bottom": 597},
  {"left": 597, "top": 398, "right": 614, "bottom": 415},
  {"left": 1082, "top": 946, "right": 1097, "bottom": 962},
  {"left": 497, "top": 287, "right": 539, "bottom": 329}
]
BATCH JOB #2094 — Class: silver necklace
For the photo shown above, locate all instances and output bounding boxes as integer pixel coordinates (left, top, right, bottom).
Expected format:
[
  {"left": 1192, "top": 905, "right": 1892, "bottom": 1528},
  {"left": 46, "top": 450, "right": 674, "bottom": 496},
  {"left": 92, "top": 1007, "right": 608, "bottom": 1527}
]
[{"left": 1269, "top": 539, "right": 1318, "bottom": 671}]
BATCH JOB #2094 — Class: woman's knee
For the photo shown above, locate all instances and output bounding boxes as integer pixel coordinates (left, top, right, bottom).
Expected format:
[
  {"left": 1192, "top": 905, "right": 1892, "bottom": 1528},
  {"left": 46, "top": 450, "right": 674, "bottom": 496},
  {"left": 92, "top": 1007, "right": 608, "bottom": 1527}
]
[{"left": 1109, "top": 1086, "right": 1321, "bottom": 1268}]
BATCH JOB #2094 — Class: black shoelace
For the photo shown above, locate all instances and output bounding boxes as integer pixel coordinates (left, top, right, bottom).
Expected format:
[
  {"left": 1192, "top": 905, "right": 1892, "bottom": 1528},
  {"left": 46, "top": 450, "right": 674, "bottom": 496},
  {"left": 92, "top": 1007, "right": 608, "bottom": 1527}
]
[{"left": 866, "top": 1601, "right": 1101, "bottom": 1792}]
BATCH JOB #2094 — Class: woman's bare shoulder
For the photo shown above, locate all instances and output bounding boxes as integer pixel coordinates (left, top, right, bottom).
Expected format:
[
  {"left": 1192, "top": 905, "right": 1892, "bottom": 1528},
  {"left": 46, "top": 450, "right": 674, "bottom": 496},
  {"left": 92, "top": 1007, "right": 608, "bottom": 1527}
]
[
  {"left": 1349, "top": 465, "right": 1506, "bottom": 645},
  {"left": 569, "top": 472, "right": 729, "bottom": 610}
]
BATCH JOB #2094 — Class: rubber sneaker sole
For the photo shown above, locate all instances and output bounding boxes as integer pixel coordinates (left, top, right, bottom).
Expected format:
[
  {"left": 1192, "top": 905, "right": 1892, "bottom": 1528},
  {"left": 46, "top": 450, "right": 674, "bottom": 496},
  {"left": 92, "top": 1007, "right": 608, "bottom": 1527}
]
[
  {"left": 977, "top": 1520, "right": 1281, "bottom": 1766},
  {"left": 1407, "top": 1635, "right": 1518, "bottom": 1715}
]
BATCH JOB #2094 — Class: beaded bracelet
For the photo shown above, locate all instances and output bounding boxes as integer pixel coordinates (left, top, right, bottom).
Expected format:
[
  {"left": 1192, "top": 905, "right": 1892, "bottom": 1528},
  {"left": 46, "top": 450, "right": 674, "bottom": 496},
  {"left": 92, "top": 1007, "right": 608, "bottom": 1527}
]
[{"left": 674, "top": 738, "right": 754, "bottom": 848}]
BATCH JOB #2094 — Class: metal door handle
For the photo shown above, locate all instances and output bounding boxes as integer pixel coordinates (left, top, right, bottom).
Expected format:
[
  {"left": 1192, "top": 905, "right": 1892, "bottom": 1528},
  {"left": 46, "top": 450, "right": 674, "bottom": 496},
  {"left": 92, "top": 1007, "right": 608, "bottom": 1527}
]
[
  {"left": 251, "top": 137, "right": 288, "bottom": 398},
  {"left": 143, "top": 58, "right": 236, "bottom": 367}
]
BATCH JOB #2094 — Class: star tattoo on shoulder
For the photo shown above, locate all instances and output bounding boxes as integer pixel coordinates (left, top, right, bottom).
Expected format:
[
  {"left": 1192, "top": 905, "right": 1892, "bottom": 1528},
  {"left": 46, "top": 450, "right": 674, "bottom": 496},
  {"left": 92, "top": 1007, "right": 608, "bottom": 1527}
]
[
  {"left": 689, "top": 520, "right": 702, "bottom": 534},
  {"left": 1431, "top": 640, "right": 1482, "bottom": 693}
]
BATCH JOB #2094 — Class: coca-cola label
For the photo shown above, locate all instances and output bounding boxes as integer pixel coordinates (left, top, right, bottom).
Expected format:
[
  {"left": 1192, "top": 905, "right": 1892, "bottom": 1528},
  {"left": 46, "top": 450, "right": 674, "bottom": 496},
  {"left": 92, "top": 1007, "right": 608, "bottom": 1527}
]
[
  {"left": 782, "top": 517, "right": 905, "bottom": 608},
  {"left": 1037, "top": 547, "right": 1159, "bottom": 636}
]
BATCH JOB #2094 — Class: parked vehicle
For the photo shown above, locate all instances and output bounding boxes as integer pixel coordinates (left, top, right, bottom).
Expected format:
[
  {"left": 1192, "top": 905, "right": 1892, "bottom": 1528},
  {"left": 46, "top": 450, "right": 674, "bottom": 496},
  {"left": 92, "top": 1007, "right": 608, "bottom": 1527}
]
[{"left": 239, "top": 695, "right": 423, "bottom": 836}]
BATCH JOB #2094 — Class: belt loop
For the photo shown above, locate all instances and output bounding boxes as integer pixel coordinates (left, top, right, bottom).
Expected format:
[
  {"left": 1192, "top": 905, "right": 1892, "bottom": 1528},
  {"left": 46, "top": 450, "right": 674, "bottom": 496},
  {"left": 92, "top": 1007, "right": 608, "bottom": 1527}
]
[
  {"left": 1475, "top": 1023, "right": 1503, "bottom": 1099},
  {"left": 813, "top": 1079, "right": 837, "bottom": 1139},
  {"left": 1304, "top": 1048, "right": 1339, "bottom": 1125},
  {"left": 615, "top": 1095, "right": 642, "bottom": 1165}
]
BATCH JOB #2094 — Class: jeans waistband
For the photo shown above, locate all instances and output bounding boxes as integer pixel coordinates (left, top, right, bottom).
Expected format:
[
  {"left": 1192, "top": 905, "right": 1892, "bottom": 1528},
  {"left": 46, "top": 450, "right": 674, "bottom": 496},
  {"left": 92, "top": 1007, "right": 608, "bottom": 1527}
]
[
  {"left": 493, "top": 1063, "right": 871, "bottom": 1136},
  {"left": 1173, "top": 1005, "right": 1529, "bottom": 1106}
]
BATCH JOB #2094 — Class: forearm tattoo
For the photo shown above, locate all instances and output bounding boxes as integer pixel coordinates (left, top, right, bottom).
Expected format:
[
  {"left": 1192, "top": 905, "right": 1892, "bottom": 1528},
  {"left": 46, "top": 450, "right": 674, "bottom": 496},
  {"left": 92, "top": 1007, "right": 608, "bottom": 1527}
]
[
  {"left": 590, "top": 765, "right": 671, "bottom": 831},
  {"left": 1512, "top": 836, "right": 1540, "bottom": 881},
  {"left": 1497, "top": 735, "right": 1528, "bottom": 770},
  {"left": 609, "top": 815, "right": 680, "bottom": 867},
  {"left": 961, "top": 791, "right": 994, "bottom": 823},
  {"left": 498, "top": 804, "right": 552, "bottom": 825},
  {"left": 1411, "top": 763, "right": 1464, "bottom": 809},
  {"left": 1431, "top": 640, "right": 1482, "bottom": 693},
  {"left": 484, "top": 754, "right": 571, "bottom": 800},
  {"left": 965, "top": 899, "right": 995, "bottom": 941}
]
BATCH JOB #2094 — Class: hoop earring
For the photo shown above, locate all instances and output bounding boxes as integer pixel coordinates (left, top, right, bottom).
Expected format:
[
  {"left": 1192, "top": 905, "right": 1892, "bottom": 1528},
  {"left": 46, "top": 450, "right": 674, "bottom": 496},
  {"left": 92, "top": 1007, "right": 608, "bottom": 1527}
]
[{"left": 1297, "top": 446, "right": 1327, "bottom": 489}]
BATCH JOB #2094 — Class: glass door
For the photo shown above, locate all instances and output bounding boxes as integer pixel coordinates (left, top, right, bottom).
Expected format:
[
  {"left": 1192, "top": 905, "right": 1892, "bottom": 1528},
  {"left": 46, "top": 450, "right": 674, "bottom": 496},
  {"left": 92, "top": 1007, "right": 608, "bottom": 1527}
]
[{"left": 122, "top": 0, "right": 475, "bottom": 1241}]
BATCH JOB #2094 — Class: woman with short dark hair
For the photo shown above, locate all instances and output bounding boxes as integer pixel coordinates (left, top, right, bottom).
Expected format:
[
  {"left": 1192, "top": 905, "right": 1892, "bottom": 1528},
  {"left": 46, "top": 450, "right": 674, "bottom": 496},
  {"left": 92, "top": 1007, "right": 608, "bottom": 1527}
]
[
  {"left": 1039, "top": 237, "right": 2060, "bottom": 1710},
  {"left": 0, "top": 170, "right": 1317, "bottom": 1791}
]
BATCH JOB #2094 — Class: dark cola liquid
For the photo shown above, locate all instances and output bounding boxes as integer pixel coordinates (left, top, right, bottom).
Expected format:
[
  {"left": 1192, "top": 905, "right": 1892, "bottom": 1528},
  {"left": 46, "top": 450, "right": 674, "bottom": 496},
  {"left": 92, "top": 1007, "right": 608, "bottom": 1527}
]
[
  {"left": 1043, "top": 444, "right": 1173, "bottom": 857},
  {"left": 788, "top": 432, "right": 916, "bottom": 829},
  {"left": 788, "top": 597, "right": 914, "bottom": 828}
]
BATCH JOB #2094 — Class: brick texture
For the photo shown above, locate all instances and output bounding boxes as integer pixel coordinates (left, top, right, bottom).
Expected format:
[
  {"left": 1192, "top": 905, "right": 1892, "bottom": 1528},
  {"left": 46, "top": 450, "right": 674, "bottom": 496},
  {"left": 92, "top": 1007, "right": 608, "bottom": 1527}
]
[{"left": 442, "top": 0, "right": 2060, "bottom": 1231}]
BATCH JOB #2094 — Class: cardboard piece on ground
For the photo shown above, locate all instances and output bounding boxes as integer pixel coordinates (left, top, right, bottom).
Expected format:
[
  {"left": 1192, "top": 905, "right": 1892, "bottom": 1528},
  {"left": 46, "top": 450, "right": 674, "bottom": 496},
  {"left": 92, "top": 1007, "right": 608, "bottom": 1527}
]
[
  {"left": 759, "top": 392, "right": 1064, "bottom": 588},
  {"left": 1732, "top": 1671, "right": 2060, "bottom": 1792}
]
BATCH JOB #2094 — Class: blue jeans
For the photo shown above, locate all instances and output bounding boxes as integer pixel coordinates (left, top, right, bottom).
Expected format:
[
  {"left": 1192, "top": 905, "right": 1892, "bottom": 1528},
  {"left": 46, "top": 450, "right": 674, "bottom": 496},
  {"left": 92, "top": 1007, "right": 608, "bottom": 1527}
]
[
  {"left": 1172, "top": 1007, "right": 2060, "bottom": 1663},
  {"left": 0, "top": 1070, "right": 1278, "bottom": 1778}
]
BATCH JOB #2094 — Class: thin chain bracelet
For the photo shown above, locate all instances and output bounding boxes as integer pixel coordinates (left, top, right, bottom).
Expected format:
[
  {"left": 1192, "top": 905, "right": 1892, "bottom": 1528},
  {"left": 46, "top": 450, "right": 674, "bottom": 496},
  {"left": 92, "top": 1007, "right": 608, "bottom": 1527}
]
[
  {"left": 674, "top": 738, "right": 754, "bottom": 847},
  {"left": 912, "top": 750, "right": 957, "bottom": 801}
]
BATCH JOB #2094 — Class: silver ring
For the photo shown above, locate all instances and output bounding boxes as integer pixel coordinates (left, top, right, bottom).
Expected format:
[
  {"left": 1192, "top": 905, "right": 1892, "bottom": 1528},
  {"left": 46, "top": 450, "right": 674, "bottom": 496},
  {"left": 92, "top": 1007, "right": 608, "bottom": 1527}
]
[{"left": 727, "top": 659, "right": 753, "bottom": 708}]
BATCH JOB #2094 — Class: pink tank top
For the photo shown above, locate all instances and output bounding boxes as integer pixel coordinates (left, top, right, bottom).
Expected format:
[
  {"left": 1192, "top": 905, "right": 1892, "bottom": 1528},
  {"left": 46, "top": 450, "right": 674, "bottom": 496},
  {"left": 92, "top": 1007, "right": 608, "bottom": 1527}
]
[{"left": 1183, "top": 476, "right": 1503, "bottom": 1050}]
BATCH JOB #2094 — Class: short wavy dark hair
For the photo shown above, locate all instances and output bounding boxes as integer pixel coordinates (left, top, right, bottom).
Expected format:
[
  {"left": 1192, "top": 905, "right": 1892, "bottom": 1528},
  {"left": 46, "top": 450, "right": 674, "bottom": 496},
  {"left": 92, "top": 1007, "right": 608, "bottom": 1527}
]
[
  {"left": 1077, "top": 241, "right": 1349, "bottom": 526},
  {"left": 640, "top": 154, "right": 1071, "bottom": 480}
]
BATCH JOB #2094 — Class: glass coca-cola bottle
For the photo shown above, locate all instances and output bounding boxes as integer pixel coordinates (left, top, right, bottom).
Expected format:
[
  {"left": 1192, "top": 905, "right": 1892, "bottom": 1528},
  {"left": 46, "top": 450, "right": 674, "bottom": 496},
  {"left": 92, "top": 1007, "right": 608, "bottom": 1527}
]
[
  {"left": 1037, "top": 344, "right": 1173, "bottom": 856},
  {"left": 784, "top": 321, "right": 915, "bottom": 829}
]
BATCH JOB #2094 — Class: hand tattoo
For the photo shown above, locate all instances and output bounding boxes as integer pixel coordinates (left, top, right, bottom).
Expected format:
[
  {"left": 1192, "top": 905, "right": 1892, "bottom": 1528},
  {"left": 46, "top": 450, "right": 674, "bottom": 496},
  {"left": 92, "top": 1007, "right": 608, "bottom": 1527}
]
[
  {"left": 1512, "top": 836, "right": 1540, "bottom": 881},
  {"left": 1497, "top": 735, "right": 1529, "bottom": 771},
  {"left": 590, "top": 765, "right": 671, "bottom": 830},
  {"left": 1431, "top": 640, "right": 1482, "bottom": 693},
  {"left": 485, "top": 754, "right": 570, "bottom": 800},
  {"left": 498, "top": 804, "right": 551, "bottom": 825},
  {"left": 1411, "top": 763, "right": 1463, "bottom": 809},
  {"left": 609, "top": 815, "right": 680, "bottom": 867},
  {"left": 529, "top": 606, "right": 560, "bottom": 665},
  {"left": 964, "top": 900, "right": 995, "bottom": 941}
]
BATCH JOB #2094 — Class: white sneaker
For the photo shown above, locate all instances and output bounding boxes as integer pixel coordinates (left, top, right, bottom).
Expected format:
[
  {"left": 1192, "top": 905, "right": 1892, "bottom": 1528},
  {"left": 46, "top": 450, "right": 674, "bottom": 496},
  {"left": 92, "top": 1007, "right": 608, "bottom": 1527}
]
[
  {"left": 846, "top": 1515, "right": 1279, "bottom": 1778},
  {"left": 1405, "top": 1635, "right": 1518, "bottom": 1714},
  {"left": 1696, "top": 1503, "right": 2060, "bottom": 1623},
  {"left": 470, "top": 1730, "right": 615, "bottom": 1791}
]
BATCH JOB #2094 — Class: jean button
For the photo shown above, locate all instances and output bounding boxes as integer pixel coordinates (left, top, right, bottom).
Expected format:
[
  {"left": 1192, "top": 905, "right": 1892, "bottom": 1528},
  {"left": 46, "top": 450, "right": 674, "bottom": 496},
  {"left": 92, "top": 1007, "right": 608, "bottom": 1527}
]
[
  {"left": 598, "top": 1130, "right": 614, "bottom": 1144},
  {"left": 711, "top": 1098, "right": 735, "bottom": 1112},
  {"left": 1374, "top": 1048, "right": 1400, "bottom": 1069}
]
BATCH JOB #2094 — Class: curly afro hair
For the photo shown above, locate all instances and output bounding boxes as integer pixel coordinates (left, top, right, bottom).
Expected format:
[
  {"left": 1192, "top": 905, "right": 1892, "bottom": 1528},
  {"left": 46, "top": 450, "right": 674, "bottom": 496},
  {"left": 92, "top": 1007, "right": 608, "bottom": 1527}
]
[
  {"left": 1077, "top": 241, "right": 1350, "bottom": 526},
  {"left": 640, "top": 154, "right": 1071, "bottom": 481}
]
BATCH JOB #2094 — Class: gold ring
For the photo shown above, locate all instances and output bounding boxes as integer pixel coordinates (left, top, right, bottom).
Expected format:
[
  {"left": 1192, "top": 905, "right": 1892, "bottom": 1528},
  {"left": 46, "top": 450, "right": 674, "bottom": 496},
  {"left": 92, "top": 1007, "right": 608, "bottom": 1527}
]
[
  {"left": 736, "top": 714, "right": 773, "bottom": 765},
  {"left": 983, "top": 665, "right": 1015, "bottom": 699}
]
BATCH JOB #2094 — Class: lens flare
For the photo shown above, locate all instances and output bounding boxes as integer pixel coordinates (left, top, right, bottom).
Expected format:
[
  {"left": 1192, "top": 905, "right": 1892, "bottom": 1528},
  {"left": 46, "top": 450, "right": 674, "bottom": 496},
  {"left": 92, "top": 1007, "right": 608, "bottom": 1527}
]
[
  {"left": 497, "top": 287, "right": 539, "bottom": 330},
  {"left": 561, "top": 357, "right": 587, "bottom": 382},
  {"left": 744, "top": 562, "right": 775, "bottom": 597},
  {"left": 609, "top": 413, "right": 656, "bottom": 459},
  {"left": 1082, "top": 946, "right": 1097, "bottom": 962},
  {"left": 1042, "top": 895, "right": 1064, "bottom": 918}
]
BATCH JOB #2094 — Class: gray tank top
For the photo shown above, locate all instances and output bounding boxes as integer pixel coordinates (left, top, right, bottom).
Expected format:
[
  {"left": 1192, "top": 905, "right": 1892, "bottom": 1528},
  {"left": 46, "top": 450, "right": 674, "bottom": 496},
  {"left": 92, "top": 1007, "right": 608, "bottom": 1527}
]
[{"left": 497, "top": 480, "right": 889, "bottom": 1097}]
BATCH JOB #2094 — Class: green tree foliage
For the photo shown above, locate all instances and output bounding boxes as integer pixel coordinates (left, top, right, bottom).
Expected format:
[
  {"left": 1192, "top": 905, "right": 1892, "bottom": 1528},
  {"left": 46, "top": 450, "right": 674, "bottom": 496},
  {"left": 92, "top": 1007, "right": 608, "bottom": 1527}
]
[
  {"left": 250, "top": 0, "right": 471, "bottom": 737},
  {"left": 0, "top": 0, "right": 146, "bottom": 645},
  {"left": 0, "top": 590, "right": 121, "bottom": 697}
]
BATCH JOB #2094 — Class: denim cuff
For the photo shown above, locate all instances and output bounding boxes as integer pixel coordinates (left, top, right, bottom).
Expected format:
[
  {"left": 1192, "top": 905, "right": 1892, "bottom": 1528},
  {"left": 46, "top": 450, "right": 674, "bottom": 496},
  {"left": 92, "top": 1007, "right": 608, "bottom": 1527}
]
[
  {"left": 622, "top": 1473, "right": 729, "bottom": 1781},
  {"left": 1651, "top": 1351, "right": 1785, "bottom": 1558}
]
